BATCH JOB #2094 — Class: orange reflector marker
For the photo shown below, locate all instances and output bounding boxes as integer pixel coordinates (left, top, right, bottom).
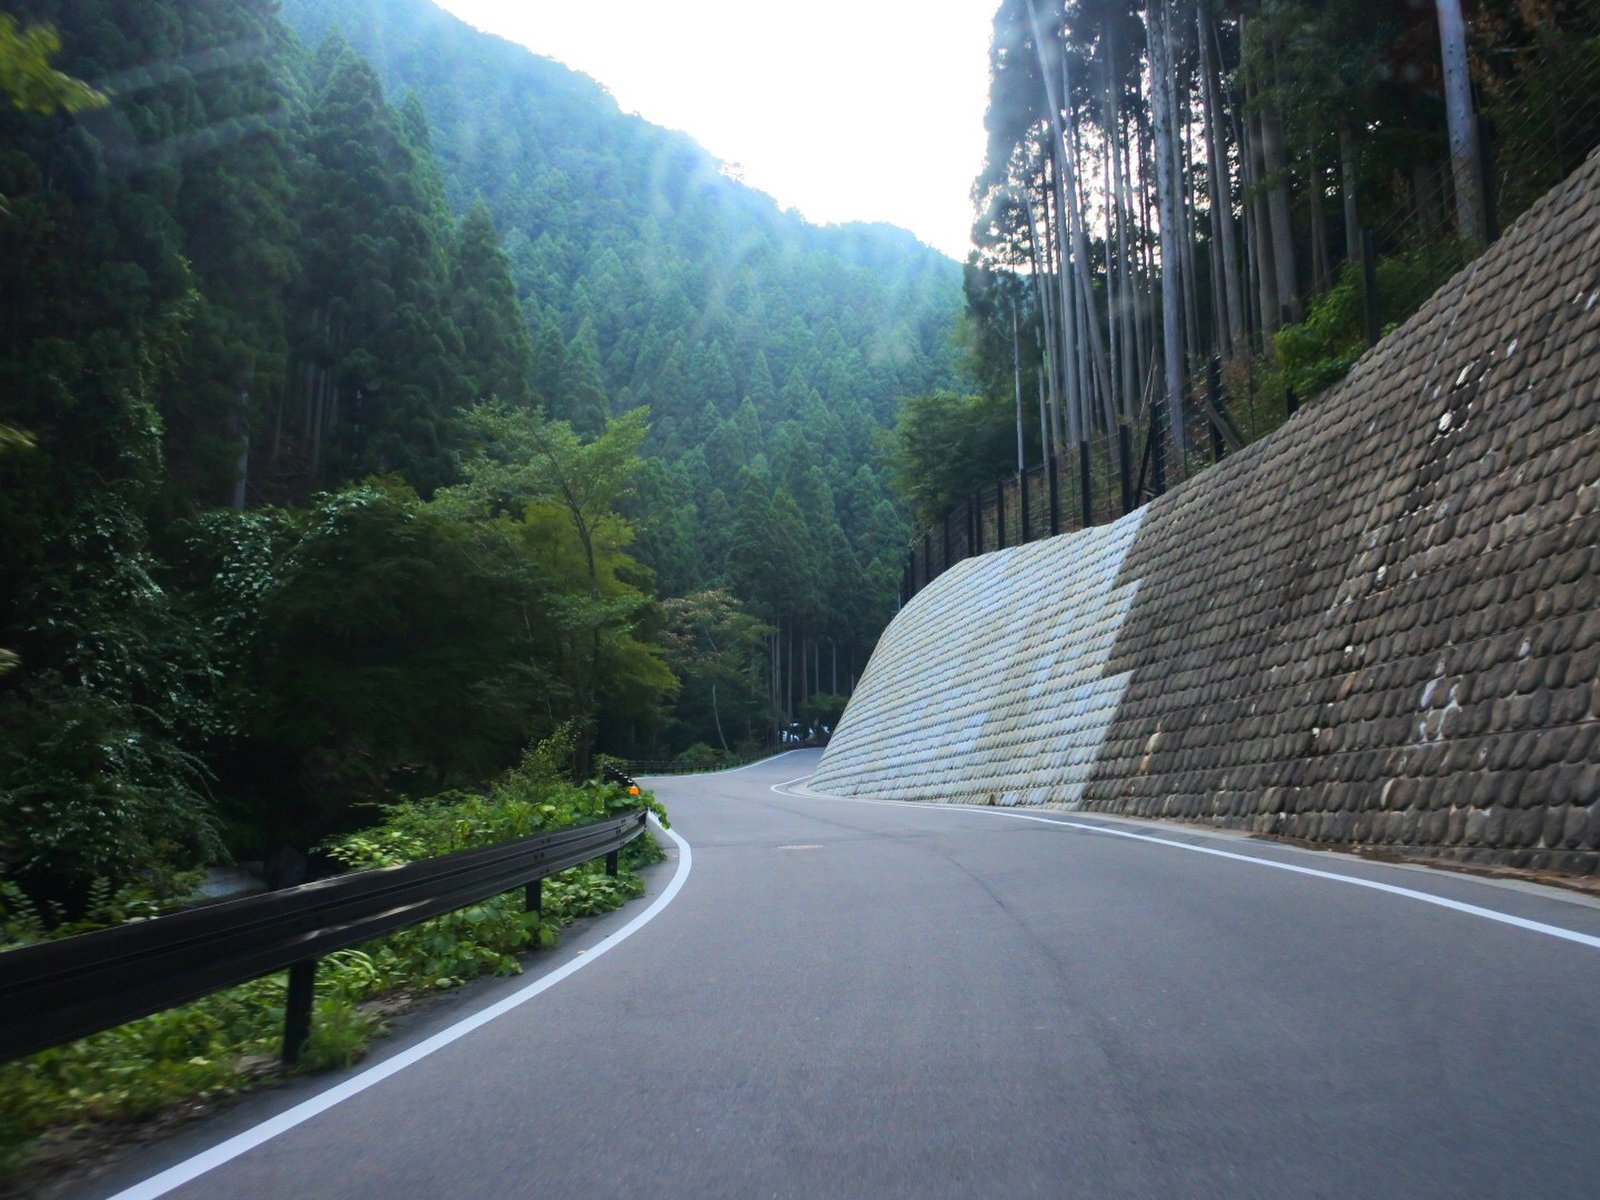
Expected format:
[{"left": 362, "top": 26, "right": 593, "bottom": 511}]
[{"left": 628, "top": 785, "right": 639, "bottom": 795}]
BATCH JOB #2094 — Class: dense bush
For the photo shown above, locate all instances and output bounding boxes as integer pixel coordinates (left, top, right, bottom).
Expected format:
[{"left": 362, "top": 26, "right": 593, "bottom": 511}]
[{"left": 1275, "top": 241, "right": 1469, "bottom": 399}]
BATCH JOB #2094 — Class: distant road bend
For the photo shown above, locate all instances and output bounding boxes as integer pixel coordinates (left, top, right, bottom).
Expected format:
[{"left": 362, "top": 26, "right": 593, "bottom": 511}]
[{"left": 85, "top": 750, "right": 1600, "bottom": 1200}]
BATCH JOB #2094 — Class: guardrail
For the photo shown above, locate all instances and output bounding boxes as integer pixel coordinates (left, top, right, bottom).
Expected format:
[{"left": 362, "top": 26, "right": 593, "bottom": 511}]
[
  {"left": 626, "top": 746, "right": 823, "bottom": 776},
  {"left": 626, "top": 758, "right": 762, "bottom": 776},
  {"left": 0, "top": 809, "right": 647, "bottom": 1066}
]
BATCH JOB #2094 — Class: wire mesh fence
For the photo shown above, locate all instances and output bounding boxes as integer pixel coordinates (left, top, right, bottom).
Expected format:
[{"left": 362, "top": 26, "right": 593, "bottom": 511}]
[{"left": 903, "top": 15, "right": 1600, "bottom": 607}]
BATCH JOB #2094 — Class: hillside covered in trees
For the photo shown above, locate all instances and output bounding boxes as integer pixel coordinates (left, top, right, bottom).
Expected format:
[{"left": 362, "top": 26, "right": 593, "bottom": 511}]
[
  {"left": 0, "top": 0, "right": 963, "bottom": 910},
  {"left": 895, "top": 0, "right": 1600, "bottom": 530}
]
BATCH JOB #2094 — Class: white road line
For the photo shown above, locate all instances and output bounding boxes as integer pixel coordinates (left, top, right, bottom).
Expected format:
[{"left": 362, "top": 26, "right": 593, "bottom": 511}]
[
  {"left": 771, "top": 778, "right": 1600, "bottom": 953},
  {"left": 105, "top": 816, "right": 695, "bottom": 1200}
]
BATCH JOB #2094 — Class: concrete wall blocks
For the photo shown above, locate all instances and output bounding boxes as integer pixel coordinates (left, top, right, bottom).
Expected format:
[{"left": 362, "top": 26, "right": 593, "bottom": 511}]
[{"left": 813, "top": 147, "right": 1600, "bottom": 876}]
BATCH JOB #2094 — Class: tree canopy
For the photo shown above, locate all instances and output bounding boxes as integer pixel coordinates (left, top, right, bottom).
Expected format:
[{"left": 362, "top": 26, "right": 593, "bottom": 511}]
[{"left": 0, "top": 0, "right": 965, "bottom": 911}]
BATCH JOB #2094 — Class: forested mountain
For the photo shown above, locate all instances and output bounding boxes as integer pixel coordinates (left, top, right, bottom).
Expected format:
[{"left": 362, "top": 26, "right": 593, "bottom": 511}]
[
  {"left": 0, "top": 0, "right": 962, "bottom": 910},
  {"left": 279, "top": 0, "right": 964, "bottom": 607}
]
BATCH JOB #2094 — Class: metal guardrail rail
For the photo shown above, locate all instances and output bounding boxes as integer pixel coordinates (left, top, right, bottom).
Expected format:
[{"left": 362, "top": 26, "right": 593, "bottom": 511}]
[
  {"left": 625, "top": 746, "right": 823, "bottom": 776},
  {"left": 0, "top": 809, "right": 647, "bottom": 1066}
]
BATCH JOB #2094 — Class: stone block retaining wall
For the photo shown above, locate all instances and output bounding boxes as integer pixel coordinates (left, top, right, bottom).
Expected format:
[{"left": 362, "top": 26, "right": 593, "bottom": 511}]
[{"left": 813, "top": 149, "right": 1600, "bottom": 875}]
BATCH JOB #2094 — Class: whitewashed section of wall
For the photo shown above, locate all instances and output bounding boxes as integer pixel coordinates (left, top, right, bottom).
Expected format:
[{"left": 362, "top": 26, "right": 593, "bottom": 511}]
[{"left": 812, "top": 508, "right": 1146, "bottom": 806}]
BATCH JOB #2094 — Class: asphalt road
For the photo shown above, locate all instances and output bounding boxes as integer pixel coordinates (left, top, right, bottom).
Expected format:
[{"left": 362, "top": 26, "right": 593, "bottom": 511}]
[{"left": 75, "top": 749, "right": 1600, "bottom": 1199}]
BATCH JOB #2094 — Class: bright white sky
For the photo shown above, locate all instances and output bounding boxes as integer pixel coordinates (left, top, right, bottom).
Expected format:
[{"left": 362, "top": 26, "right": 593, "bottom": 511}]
[{"left": 434, "top": 0, "right": 997, "bottom": 262}]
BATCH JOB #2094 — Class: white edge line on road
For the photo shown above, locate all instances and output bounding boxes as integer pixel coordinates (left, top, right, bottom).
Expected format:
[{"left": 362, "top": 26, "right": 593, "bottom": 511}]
[
  {"left": 104, "top": 816, "right": 694, "bottom": 1200},
  {"left": 771, "top": 777, "right": 1600, "bottom": 953}
]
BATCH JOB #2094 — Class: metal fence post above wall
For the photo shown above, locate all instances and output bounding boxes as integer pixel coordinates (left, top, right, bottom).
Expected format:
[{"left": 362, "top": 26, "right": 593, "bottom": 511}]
[
  {"left": 1208, "top": 356, "right": 1227, "bottom": 464},
  {"left": 1362, "top": 228, "right": 1380, "bottom": 347},
  {"left": 1151, "top": 397, "right": 1168, "bottom": 497},
  {"left": 1078, "top": 441, "right": 1093, "bottom": 529},
  {"left": 1118, "top": 424, "right": 1135, "bottom": 514},
  {"left": 1047, "top": 454, "right": 1060, "bottom": 536}
]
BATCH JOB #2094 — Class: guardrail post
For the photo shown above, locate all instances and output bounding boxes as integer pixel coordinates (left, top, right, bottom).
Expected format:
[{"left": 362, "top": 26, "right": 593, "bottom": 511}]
[
  {"left": 605, "top": 849, "right": 619, "bottom": 877},
  {"left": 525, "top": 877, "right": 542, "bottom": 914},
  {"left": 282, "top": 959, "right": 317, "bottom": 1065}
]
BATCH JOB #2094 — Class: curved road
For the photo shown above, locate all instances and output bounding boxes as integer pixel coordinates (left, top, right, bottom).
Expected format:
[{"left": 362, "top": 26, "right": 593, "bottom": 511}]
[{"left": 78, "top": 751, "right": 1600, "bottom": 1199}]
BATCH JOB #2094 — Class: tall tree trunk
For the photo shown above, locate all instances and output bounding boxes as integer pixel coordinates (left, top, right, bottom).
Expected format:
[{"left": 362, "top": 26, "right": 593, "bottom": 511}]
[
  {"left": 1179, "top": 87, "right": 1205, "bottom": 366},
  {"left": 1104, "top": 42, "right": 1136, "bottom": 424},
  {"left": 1258, "top": 94, "right": 1300, "bottom": 323},
  {"left": 232, "top": 389, "right": 250, "bottom": 511},
  {"left": 1135, "top": 104, "right": 1157, "bottom": 389},
  {"left": 1241, "top": 172, "right": 1263, "bottom": 345},
  {"left": 310, "top": 367, "right": 325, "bottom": 475},
  {"left": 1012, "top": 302, "right": 1025, "bottom": 471},
  {"left": 1308, "top": 156, "right": 1331, "bottom": 296},
  {"left": 1436, "top": 0, "right": 1485, "bottom": 245},
  {"left": 1048, "top": 153, "right": 1082, "bottom": 446},
  {"left": 270, "top": 386, "right": 283, "bottom": 474},
  {"left": 711, "top": 681, "right": 727, "bottom": 752},
  {"left": 1058, "top": 54, "right": 1114, "bottom": 433},
  {"left": 1115, "top": 90, "right": 1146, "bottom": 417},
  {"left": 1022, "top": 175, "right": 1064, "bottom": 452},
  {"left": 1027, "top": 2, "right": 1114, "bottom": 442},
  {"left": 1037, "top": 374, "right": 1051, "bottom": 469},
  {"left": 1340, "top": 125, "right": 1361, "bottom": 264},
  {"left": 1199, "top": 0, "right": 1245, "bottom": 356},
  {"left": 1244, "top": 98, "right": 1280, "bottom": 338},
  {"left": 1144, "top": 0, "right": 1188, "bottom": 450}
]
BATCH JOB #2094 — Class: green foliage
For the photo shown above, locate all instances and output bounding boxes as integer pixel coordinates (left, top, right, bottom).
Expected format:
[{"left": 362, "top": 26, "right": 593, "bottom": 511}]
[
  {"left": 0, "top": 15, "right": 105, "bottom": 114},
  {"left": 450, "top": 198, "right": 534, "bottom": 406},
  {"left": 448, "top": 402, "right": 677, "bottom": 766},
  {"left": 278, "top": 0, "right": 968, "bottom": 750},
  {"left": 885, "top": 390, "right": 1021, "bottom": 531},
  {"left": 798, "top": 692, "right": 848, "bottom": 734},
  {"left": 660, "top": 589, "right": 772, "bottom": 751},
  {"left": 185, "top": 481, "right": 561, "bottom": 864},
  {"left": 0, "top": 0, "right": 961, "bottom": 913},
  {"left": 322, "top": 724, "right": 665, "bottom": 984},
  {"left": 0, "top": 731, "right": 666, "bottom": 1178},
  {"left": 0, "top": 680, "right": 220, "bottom": 908},
  {"left": 1274, "top": 242, "right": 1468, "bottom": 398}
]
